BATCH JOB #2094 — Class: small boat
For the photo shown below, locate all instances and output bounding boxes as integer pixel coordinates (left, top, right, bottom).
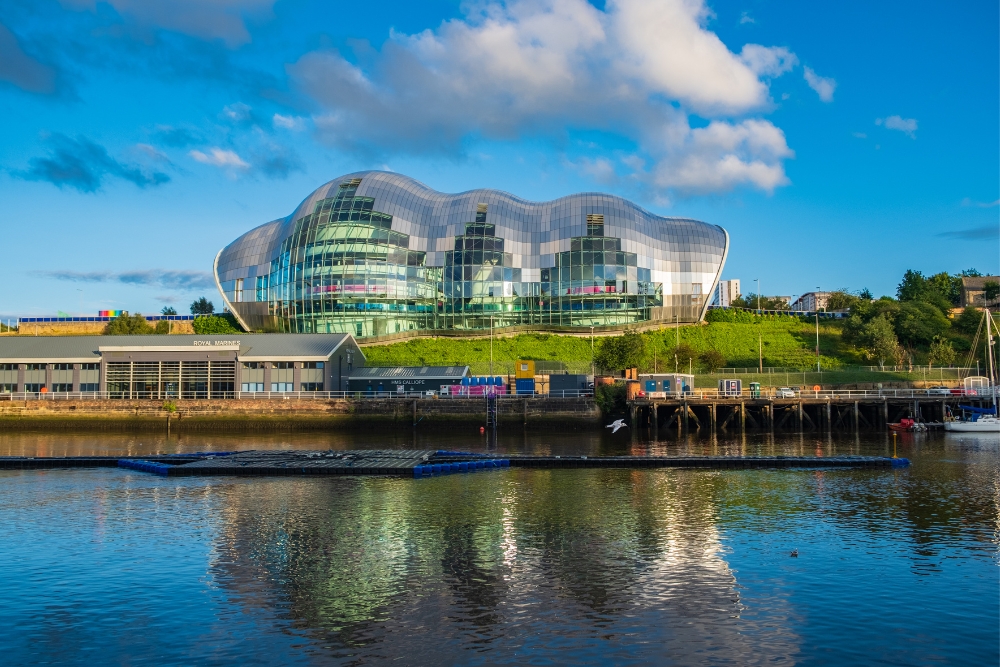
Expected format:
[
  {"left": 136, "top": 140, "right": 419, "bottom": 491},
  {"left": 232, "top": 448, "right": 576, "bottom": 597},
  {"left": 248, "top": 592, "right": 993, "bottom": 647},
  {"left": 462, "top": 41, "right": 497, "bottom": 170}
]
[{"left": 889, "top": 418, "right": 927, "bottom": 432}]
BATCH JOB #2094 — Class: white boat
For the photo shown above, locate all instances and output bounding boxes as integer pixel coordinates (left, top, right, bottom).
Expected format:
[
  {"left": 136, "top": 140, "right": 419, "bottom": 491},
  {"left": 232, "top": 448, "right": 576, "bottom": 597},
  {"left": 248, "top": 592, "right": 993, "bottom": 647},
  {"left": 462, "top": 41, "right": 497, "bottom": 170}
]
[
  {"left": 945, "top": 309, "right": 999, "bottom": 433},
  {"left": 944, "top": 416, "right": 1000, "bottom": 432}
]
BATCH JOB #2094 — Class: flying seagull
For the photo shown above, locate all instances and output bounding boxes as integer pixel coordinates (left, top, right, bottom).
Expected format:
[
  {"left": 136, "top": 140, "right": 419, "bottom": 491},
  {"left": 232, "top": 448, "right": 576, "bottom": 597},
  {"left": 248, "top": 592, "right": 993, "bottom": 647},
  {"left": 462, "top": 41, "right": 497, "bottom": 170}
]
[{"left": 606, "top": 419, "right": 628, "bottom": 433}]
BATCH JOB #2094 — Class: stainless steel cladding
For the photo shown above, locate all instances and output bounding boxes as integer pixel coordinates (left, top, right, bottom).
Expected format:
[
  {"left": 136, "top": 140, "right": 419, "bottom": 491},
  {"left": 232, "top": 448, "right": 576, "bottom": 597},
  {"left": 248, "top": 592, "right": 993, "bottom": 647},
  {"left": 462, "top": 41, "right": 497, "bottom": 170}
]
[{"left": 215, "top": 171, "right": 729, "bottom": 336}]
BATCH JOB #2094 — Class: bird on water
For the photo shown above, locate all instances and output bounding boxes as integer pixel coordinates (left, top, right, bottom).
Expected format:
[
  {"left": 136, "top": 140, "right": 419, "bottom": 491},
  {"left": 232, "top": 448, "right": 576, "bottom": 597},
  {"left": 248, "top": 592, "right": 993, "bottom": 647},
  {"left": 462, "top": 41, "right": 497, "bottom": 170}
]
[{"left": 790, "top": 549, "right": 799, "bottom": 558}]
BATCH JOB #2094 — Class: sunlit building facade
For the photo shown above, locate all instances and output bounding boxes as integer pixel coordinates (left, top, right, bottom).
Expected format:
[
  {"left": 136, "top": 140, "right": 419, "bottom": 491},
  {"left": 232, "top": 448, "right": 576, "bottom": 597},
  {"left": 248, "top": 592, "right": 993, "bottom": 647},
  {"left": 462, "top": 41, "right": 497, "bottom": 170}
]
[{"left": 215, "top": 172, "right": 728, "bottom": 336}]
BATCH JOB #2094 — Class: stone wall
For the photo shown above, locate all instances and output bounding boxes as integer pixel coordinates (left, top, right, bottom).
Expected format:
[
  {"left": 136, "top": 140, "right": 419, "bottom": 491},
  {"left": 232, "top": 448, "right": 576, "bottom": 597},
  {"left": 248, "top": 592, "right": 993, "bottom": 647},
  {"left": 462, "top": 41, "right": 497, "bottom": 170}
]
[
  {"left": 14, "top": 320, "right": 195, "bottom": 335},
  {"left": 0, "top": 397, "right": 601, "bottom": 431}
]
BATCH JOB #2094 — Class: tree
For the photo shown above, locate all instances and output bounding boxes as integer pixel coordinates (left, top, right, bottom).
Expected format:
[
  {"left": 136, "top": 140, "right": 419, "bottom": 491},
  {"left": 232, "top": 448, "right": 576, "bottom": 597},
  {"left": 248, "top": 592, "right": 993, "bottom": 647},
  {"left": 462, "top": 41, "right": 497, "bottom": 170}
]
[
  {"left": 595, "top": 330, "right": 646, "bottom": 371},
  {"left": 699, "top": 349, "right": 726, "bottom": 372},
  {"left": 731, "top": 293, "right": 789, "bottom": 310},
  {"left": 103, "top": 313, "right": 153, "bottom": 335},
  {"left": 859, "top": 288, "right": 873, "bottom": 300},
  {"left": 192, "top": 314, "right": 242, "bottom": 334},
  {"left": 161, "top": 306, "right": 177, "bottom": 316},
  {"left": 860, "top": 315, "right": 902, "bottom": 370},
  {"left": 154, "top": 320, "right": 170, "bottom": 334},
  {"left": 895, "top": 301, "right": 950, "bottom": 346},
  {"left": 897, "top": 270, "right": 927, "bottom": 302},
  {"left": 983, "top": 280, "right": 1000, "bottom": 305},
  {"left": 190, "top": 297, "right": 215, "bottom": 315},
  {"left": 826, "top": 290, "right": 858, "bottom": 311},
  {"left": 954, "top": 306, "right": 983, "bottom": 335},
  {"left": 961, "top": 268, "right": 982, "bottom": 277},
  {"left": 927, "top": 272, "right": 962, "bottom": 306},
  {"left": 927, "top": 336, "right": 956, "bottom": 367}
]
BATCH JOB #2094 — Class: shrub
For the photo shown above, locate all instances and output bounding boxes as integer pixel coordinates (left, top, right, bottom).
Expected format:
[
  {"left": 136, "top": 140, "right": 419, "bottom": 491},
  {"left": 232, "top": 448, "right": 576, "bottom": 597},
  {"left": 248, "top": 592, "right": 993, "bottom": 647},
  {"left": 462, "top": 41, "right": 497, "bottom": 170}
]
[
  {"left": 192, "top": 314, "right": 242, "bottom": 334},
  {"left": 699, "top": 349, "right": 726, "bottom": 372},
  {"left": 103, "top": 313, "right": 153, "bottom": 335},
  {"left": 595, "top": 383, "right": 627, "bottom": 416},
  {"left": 154, "top": 320, "right": 170, "bottom": 334}
]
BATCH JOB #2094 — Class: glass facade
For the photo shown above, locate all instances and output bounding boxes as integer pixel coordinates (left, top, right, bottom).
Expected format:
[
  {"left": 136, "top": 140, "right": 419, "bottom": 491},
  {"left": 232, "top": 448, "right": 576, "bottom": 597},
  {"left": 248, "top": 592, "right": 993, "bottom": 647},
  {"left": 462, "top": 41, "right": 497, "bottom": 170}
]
[{"left": 216, "top": 171, "right": 728, "bottom": 336}]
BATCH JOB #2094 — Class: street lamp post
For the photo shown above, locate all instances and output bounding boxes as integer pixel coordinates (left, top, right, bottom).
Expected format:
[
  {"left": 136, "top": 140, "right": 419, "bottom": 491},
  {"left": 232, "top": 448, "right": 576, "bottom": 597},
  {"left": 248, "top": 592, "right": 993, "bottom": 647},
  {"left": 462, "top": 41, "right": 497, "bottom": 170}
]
[
  {"left": 490, "top": 315, "right": 494, "bottom": 376},
  {"left": 755, "top": 278, "right": 761, "bottom": 314},
  {"left": 815, "top": 286, "right": 821, "bottom": 373}
]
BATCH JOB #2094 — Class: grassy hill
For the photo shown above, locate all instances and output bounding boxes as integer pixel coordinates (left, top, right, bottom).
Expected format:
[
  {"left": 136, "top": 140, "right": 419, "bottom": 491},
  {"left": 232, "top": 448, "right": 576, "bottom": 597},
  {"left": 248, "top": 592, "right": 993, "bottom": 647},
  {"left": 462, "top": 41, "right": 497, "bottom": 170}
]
[{"left": 362, "top": 315, "right": 853, "bottom": 373}]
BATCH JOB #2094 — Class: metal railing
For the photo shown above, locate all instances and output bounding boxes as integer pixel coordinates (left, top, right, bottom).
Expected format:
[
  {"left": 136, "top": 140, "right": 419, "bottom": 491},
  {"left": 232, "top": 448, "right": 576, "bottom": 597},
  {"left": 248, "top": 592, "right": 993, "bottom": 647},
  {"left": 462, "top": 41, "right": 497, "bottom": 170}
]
[{"left": 634, "top": 387, "right": 998, "bottom": 400}]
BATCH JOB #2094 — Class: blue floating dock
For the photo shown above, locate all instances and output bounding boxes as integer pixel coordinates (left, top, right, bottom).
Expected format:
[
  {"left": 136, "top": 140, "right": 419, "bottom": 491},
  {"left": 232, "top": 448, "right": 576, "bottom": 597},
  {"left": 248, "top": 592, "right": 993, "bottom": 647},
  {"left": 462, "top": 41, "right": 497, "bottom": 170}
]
[{"left": 0, "top": 450, "right": 908, "bottom": 477}]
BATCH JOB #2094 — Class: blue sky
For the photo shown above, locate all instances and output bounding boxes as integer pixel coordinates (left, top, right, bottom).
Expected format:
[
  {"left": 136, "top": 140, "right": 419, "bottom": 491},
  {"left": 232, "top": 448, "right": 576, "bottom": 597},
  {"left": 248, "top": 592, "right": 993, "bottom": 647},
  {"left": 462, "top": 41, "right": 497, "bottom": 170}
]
[{"left": 0, "top": 0, "right": 997, "bottom": 320}]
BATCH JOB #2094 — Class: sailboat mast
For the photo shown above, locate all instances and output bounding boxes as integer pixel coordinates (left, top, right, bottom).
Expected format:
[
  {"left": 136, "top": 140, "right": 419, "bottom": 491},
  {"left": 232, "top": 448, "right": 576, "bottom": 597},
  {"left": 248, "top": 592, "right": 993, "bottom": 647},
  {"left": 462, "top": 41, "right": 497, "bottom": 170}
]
[{"left": 987, "top": 309, "right": 996, "bottom": 406}]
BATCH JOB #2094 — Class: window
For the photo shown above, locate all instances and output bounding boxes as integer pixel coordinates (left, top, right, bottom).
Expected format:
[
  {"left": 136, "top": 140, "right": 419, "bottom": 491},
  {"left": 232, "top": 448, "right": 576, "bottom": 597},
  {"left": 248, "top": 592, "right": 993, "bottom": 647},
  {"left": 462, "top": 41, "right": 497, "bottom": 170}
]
[
  {"left": 79, "top": 384, "right": 99, "bottom": 392},
  {"left": 24, "top": 384, "right": 44, "bottom": 392},
  {"left": 272, "top": 362, "right": 294, "bottom": 369},
  {"left": 26, "top": 364, "right": 45, "bottom": 371},
  {"left": 303, "top": 362, "right": 324, "bottom": 369},
  {"left": 242, "top": 362, "right": 264, "bottom": 369},
  {"left": 0, "top": 364, "right": 14, "bottom": 371},
  {"left": 300, "top": 382, "right": 322, "bottom": 392},
  {"left": 52, "top": 363, "right": 72, "bottom": 371},
  {"left": 586, "top": 214, "right": 604, "bottom": 236},
  {"left": 234, "top": 278, "right": 243, "bottom": 303},
  {"left": 81, "top": 363, "right": 99, "bottom": 371},
  {"left": 241, "top": 383, "right": 264, "bottom": 392},
  {"left": 270, "top": 382, "right": 293, "bottom": 392},
  {"left": 0, "top": 384, "right": 15, "bottom": 393},
  {"left": 51, "top": 384, "right": 72, "bottom": 393}
]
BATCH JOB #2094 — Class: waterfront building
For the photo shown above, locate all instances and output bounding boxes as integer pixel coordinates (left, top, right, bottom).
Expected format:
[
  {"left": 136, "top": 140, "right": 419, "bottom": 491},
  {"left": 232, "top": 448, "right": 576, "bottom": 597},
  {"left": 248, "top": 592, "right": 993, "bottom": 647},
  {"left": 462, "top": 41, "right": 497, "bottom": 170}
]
[
  {"left": 214, "top": 171, "right": 729, "bottom": 336},
  {"left": 711, "top": 279, "right": 741, "bottom": 307},
  {"left": 790, "top": 292, "right": 830, "bottom": 312},
  {"left": 0, "top": 334, "right": 363, "bottom": 397}
]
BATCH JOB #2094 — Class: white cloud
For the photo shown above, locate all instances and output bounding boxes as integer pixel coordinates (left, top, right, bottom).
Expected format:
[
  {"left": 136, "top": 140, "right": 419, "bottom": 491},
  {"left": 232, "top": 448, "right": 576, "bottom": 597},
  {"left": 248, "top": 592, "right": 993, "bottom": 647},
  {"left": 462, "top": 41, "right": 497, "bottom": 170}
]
[
  {"left": 59, "top": 0, "right": 276, "bottom": 48},
  {"left": 221, "top": 102, "right": 253, "bottom": 123},
  {"left": 189, "top": 147, "right": 249, "bottom": 169},
  {"left": 291, "top": 0, "right": 797, "bottom": 197},
  {"left": 803, "top": 66, "right": 836, "bottom": 102},
  {"left": 740, "top": 44, "right": 797, "bottom": 78},
  {"left": 739, "top": 11, "right": 755, "bottom": 24},
  {"left": 273, "top": 113, "right": 305, "bottom": 131},
  {"left": 852, "top": 132, "right": 867, "bottom": 139},
  {"left": 881, "top": 115, "right": 917, "bottom": 138}
]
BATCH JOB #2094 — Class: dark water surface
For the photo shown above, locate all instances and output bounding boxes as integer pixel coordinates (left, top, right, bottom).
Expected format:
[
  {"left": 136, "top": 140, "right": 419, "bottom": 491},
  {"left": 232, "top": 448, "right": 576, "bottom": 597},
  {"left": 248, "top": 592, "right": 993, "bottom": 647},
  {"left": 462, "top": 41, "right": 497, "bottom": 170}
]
[{"left": 0, "top": 429, "right": 996, "bottom": 665}]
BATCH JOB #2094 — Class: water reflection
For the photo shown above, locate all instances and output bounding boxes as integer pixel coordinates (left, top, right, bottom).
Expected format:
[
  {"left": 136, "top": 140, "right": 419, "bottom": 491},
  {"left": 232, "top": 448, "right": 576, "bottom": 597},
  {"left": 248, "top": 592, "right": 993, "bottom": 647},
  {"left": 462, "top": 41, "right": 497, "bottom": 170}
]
[{"left": 0, "top": 430, "right": 996, "bottom": 665}]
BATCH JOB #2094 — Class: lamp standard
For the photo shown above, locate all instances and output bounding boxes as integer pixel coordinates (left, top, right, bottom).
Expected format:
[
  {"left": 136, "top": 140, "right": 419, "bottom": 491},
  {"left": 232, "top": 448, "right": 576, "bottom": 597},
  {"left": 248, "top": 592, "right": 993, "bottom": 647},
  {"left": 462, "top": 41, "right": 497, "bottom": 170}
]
[
  {"left": 815, "top": 285, "right": 821, "bottom": 373},
  {"left": 490, "top": 315, "right": 494, "bottom": 375},
  {"left": 755, "top": 278, "right": 762, "bottom": 372}
]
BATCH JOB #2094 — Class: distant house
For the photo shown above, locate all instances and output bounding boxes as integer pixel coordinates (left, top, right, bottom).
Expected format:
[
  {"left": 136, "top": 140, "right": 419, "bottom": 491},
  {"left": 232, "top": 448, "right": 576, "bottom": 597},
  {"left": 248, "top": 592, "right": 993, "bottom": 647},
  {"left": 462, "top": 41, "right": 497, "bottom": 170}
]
[
  {"left": 791, "top": 292, "right": 830, "bottom": 312},
  {"left": 961, "top": 276, "right": 1000, "bottom": 307}
]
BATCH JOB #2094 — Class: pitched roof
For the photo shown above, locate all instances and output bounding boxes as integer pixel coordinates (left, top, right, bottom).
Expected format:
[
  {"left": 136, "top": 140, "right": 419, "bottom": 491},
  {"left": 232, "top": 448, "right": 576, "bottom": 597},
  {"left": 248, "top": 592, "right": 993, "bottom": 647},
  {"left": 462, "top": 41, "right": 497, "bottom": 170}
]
[{"left": 961, "top": 276, "right": 999, "bottom": 289}]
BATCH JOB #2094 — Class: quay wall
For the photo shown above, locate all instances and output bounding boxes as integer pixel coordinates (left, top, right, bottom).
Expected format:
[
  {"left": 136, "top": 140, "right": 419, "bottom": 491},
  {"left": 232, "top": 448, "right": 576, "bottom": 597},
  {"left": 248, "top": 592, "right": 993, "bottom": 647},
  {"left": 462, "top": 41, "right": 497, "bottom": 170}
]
[{"left": 0, "top": 397, "right": 600, "bottom": 432}]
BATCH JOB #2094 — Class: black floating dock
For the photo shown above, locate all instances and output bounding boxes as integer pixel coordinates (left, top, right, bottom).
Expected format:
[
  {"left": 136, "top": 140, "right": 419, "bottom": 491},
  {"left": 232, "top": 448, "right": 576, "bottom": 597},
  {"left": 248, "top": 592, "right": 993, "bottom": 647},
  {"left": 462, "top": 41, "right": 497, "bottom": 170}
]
[{"left": 0, "top": 449, "right": 909, "bottom": 477}]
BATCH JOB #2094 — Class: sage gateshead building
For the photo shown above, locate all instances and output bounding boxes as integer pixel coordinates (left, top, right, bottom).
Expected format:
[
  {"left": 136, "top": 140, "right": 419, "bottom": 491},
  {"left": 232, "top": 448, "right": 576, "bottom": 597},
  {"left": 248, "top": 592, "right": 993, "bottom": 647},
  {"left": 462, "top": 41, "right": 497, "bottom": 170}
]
[{"left": 215, "top": 172, "right": 729, "bottom": 337}]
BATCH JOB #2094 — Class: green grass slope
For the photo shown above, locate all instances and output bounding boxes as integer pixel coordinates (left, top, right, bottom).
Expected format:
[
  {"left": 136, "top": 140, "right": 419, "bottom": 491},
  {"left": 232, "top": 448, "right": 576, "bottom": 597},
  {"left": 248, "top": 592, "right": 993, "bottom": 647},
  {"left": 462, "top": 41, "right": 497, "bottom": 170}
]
[{"left": 362, "top": 316, "right": 854, "bottom": 373}]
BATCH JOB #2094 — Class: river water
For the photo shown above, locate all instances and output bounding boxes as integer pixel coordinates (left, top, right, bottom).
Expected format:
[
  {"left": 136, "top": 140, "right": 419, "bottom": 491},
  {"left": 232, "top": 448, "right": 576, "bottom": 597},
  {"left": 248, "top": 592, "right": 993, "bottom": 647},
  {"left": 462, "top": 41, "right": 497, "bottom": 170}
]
[{"left": 0, "top": 429, "right": 996, "bottom": 665}]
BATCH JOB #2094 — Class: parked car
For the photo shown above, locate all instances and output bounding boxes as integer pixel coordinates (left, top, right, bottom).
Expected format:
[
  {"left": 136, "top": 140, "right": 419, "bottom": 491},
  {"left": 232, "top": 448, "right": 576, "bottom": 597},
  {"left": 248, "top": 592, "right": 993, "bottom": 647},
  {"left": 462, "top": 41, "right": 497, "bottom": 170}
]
[
  {"left": 776, "top": 387, "right": 796, "bottom": 398},
  {"left": 926, "top": 386, "right": 951, "bottom": 395}
]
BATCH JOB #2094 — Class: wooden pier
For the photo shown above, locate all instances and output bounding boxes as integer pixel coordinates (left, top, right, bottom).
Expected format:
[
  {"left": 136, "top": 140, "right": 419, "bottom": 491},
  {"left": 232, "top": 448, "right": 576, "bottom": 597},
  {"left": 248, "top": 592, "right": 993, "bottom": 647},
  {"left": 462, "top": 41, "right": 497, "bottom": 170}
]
[{"left": 628, "top": 393, "right": 988, "bottom": 435}]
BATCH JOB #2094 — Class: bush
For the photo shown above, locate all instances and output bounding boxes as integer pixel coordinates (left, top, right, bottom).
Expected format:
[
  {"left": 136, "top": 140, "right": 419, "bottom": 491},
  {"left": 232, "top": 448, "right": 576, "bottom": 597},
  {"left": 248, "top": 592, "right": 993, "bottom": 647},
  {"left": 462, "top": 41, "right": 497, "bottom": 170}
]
[
  {"left": 594, "top": 330, "right": 646, "bottom": 371},
  {"left": 192, "top": 314, "right": 242, "bottom": 334},
  {"left": 699, "top": 349, "right": 726, "bottom": 372},
  {"left": 104, "top": 313, "right": 153, "bottom": 335},
  {"left": 595, "top": 383, "right": 627, "bottom": 416},
  {"left": 154, "top": 320, "right": 170, "bottom": 334},
  {"left": 954, "top": 307, "right": 982, "bottom": 336},
  {"left": 705, "top": 308, "right": 755, "bottom": 324}
]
